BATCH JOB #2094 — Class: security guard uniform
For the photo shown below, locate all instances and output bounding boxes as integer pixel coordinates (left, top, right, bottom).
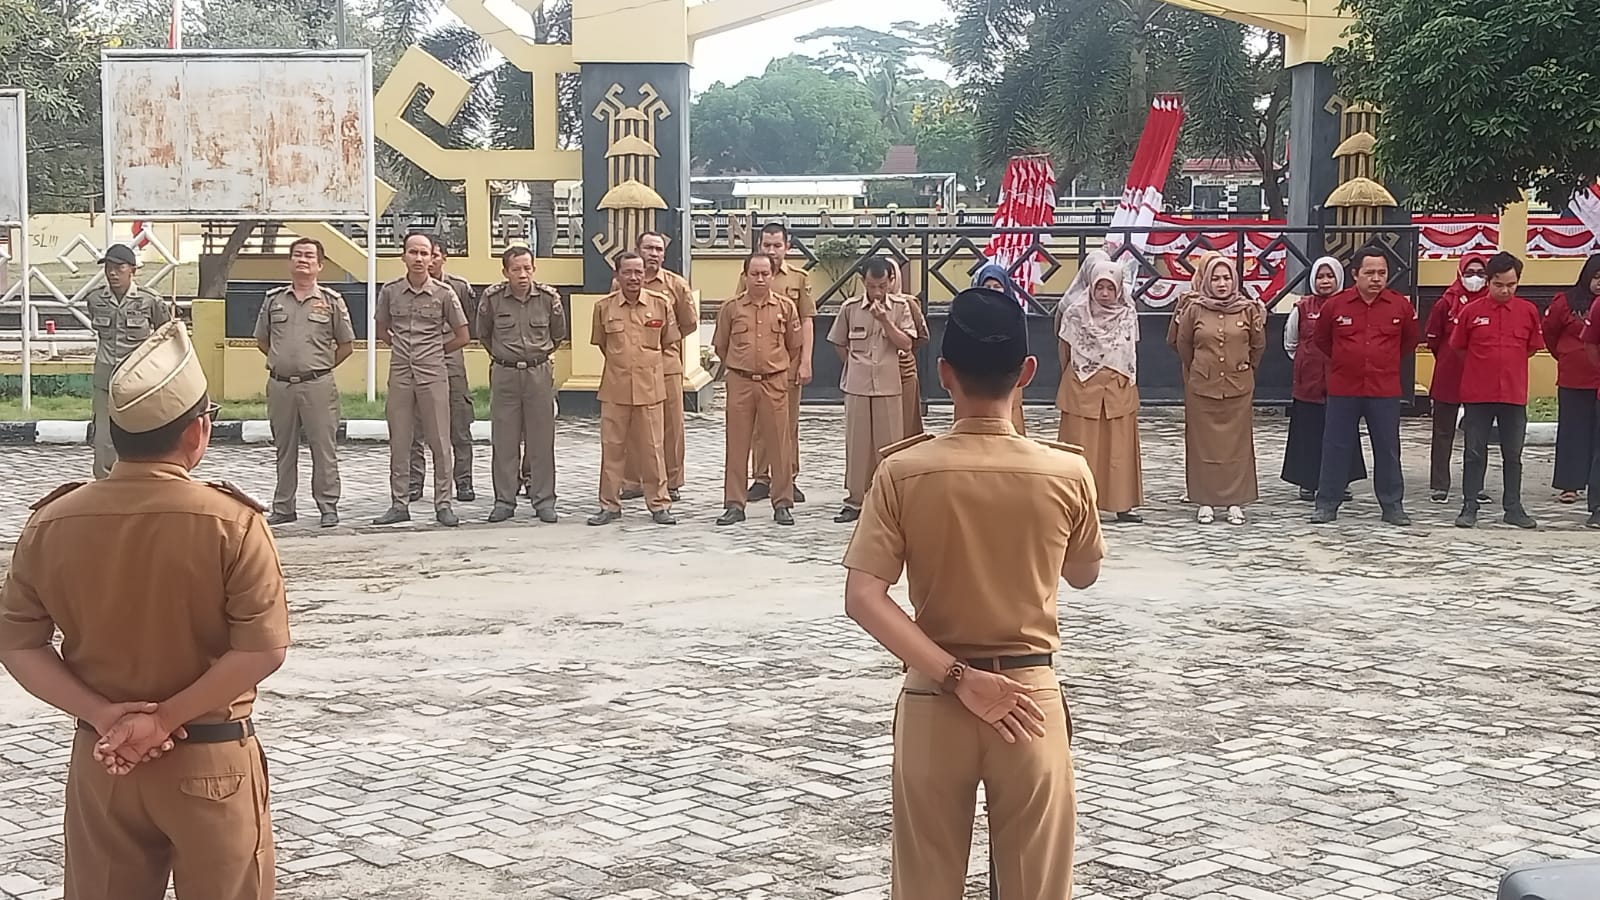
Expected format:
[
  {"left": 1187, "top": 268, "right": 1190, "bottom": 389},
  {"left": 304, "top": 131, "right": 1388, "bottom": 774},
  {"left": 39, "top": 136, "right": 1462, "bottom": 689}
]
[
  {"left": 376, "top": 276, "right": 469, "bottom": 519},
  {"left": 410, "top": 272, "right": 477, "bottom": 500},
  {"left": 478, "top": 279, "right": 567, "bottom": 521},
  {"left": 88, "top": 247, "right": 173, "bottom": 480}
]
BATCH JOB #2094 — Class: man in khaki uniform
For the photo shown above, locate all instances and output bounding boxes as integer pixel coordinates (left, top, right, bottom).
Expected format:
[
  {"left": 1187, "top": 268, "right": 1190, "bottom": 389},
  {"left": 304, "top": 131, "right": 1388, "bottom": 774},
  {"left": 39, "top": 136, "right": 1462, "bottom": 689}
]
[
  {"left": 409, "top": 240, "right": 477, "bottom": 502},
  {"left": 88, "top": 243, "right": 173, "bottom": 480},
  {"left": 254, "top": 237, "right": 356, "bottom": 528},
  {"left": 479, "top": 245, "right": 567, "bottom": 524},
  {"left": 0, "top": 320, "right": 289, "bottom": 900},
  {"left": 829, "top": 257, "right": 915, "bottom": 523},
  {"left": 714, "top": 251, "right": 804, "bottom": 526},
  {"left": 620, "top": 231, "right": 696, "bottom": 502},
  {"left": 743, "top": 223, "right": 815, "bottom": 503},
  {"left": 843, "top": 287, "right": 1104, "bottom": 900},
  {"left": 589, "top": 251, "right": 678, "bottom": 526},
  {"left": 374, "top": 233, "right": 471, "bottom": 527}
]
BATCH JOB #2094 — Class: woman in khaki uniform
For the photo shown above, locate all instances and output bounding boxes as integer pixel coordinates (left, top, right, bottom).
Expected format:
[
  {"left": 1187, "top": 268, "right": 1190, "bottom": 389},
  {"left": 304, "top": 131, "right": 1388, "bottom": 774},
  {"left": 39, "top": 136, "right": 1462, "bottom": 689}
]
[
  {"left": 1058, "top": 258, "right": 1144, "bottom": 522},
  {"left": 1174, "top": 255, "right": 1266, "bottom": 524}
]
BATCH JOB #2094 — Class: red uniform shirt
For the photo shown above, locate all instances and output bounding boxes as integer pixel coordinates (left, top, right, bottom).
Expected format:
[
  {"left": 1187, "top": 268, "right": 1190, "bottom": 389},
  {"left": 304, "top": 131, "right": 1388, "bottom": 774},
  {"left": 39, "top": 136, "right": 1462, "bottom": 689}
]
[
  {"left": 1449, "top": 296, "right": 1543, "bottom": 405},
  {"left": 1542, "top": 293, "right": 1600, "bottom": 390},
  {"left": 1423, "top": 294, "right": 1471, "bottom": 404},
  {"left": 1580, "top": 310, "right": 1600, "bottom": 398},
  {"left": 1312, "top": 287, "right": 1420, "bottom": 398}
]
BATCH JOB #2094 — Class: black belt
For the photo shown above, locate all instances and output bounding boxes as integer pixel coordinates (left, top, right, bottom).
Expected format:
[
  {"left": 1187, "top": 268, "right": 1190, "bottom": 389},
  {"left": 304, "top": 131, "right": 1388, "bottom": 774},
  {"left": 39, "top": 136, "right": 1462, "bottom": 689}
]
[
  {"left": 271, "top": 370, "right": 331, "bottom": 384},
  {"left": 78, "top": 717, "right": 255, "bottom": 744},
  {"left": 965, "top": 654, "right": 1053, "bottom": 672},
  {"left": 493, "top": 357, "right": 549, "bottom": 370},
  {"left": 729, "top": 369, "right": 785, "bottom": 382}
]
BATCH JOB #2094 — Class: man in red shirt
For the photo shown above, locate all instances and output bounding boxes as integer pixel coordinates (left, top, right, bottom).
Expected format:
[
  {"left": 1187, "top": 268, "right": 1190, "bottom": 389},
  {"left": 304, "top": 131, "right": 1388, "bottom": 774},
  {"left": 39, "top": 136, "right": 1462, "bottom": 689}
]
[
  {"left": 1448, "top": 252, "right": 1543, "bottom": 528},
  {"left": 1580, "top": 290, "right": 1600, "bottom": 528},
  {"left": 1311, "top": 248, "right": 1420, "bottom": 526}
]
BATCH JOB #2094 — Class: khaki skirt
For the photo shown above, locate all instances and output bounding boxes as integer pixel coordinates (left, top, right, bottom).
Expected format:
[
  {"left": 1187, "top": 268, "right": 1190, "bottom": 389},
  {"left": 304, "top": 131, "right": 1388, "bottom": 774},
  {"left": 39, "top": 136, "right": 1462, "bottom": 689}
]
[
  {"left": 1184, "top": 391, "right": 1258, "bottom": 506},
  {"left": 1058, "top": 412, "right": 1143, "bottom": 513}
]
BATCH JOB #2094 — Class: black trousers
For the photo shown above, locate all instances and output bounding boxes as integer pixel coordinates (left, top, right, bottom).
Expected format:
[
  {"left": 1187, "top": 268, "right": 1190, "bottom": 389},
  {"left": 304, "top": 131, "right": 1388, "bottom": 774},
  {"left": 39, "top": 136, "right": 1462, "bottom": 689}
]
[
  {"left": 1282, "top": 400, "right": 1368, "bottom": 490},
  {"left": 1430, "top": 400, "right": 1460, "bottom": 493},
  {"left": 1554, "top": 387, "right": 1599, "bottom": 491},
  {"left": 1461, "top": 403, "right": 1528, "bottom": 513},
  {"left": 1318, "top": 396, "right": 1404, "bottom": 513}
]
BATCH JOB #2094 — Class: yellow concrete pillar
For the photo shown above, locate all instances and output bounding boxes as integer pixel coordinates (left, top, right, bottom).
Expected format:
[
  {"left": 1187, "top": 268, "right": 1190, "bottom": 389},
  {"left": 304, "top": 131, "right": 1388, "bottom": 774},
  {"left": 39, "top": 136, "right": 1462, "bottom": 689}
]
[
  {"left": 190, "top": 299, "right": 228, "bottom": 399},
  {"left": 1499, "top": 194, "right": 1530, "bottom": 260},
  {"left": 564, "top": 294, "right": 606, "bottom": 393}
]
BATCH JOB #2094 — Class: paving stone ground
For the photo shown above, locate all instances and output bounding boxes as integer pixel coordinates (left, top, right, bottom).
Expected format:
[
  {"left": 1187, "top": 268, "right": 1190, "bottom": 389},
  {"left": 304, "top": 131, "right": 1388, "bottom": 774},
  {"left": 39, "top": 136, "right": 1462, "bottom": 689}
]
[{"left": 1, "top": 404, "right": 1598, "bottom": 900}]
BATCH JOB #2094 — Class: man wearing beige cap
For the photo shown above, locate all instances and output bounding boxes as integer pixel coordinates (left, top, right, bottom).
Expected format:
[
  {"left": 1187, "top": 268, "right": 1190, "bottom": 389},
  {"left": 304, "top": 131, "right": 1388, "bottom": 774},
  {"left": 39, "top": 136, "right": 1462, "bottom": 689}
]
[
  {"left": 0, "top": 320, "right": 290, "bottom": 900},
  {"left": 88, "top": 242, "right": 173, "bottom": 480}
]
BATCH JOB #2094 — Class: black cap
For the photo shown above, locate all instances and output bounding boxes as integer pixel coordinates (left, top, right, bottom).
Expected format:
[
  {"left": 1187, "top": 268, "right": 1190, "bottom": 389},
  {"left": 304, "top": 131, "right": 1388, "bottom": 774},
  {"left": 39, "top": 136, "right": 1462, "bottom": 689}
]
[
  {"left": 942, "top": 287, "right": 1028, "bottom": 375},
  {"left": 98, "top": 244, "right": 138, "bottom": 266}
]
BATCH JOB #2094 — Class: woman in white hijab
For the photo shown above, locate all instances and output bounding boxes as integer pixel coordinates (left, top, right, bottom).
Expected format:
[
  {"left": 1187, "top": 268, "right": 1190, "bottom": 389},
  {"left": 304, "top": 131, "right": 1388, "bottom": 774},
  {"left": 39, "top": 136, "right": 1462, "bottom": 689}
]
[
  {"left": 1282, "top": 256, "right": 1367, "bottom": 500},
  {"left": 1058, "top": 257, "right": 1144, "bottom": 522}
]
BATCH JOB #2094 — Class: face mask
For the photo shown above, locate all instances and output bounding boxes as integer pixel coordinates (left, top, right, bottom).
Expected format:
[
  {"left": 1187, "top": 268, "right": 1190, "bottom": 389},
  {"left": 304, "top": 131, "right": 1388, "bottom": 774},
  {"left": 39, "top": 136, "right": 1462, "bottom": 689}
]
[{"left": 1462, "top": 275, "right": 1486, "bottom": 292}]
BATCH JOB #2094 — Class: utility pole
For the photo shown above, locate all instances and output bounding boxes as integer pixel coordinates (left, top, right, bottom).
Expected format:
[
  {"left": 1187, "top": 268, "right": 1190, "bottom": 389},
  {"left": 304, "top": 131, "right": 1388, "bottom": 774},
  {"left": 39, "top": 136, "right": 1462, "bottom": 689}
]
[{"left": 335, "top": 0, "right": 347, "bottom": 48}]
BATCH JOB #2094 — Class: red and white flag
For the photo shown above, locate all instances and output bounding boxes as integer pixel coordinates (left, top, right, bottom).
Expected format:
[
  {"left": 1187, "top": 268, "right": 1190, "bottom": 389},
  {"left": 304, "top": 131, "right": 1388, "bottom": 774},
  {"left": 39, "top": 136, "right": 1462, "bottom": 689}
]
[
  {"left": 984, "top": 155, "right": 1057, "bottom": 299},
  {"left": 1571, "top": 182, "right": 1600, "bottom": 240},
  {"left": 1107, "top": 94, "right": 1186, "bottom": 254}
]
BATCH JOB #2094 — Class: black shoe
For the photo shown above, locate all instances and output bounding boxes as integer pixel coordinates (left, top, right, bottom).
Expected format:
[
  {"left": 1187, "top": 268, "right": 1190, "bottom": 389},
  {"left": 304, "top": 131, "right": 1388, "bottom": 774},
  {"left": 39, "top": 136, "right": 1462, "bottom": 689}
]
[
  {"left": 488, "top": 504, "right": 515, "bottom": 523},
  {"left": 747, "top": 483, "right": 770, "bottom": 502},
  {"left": 651, "top": 509, "right": 678, "bottom": 525},
  {"left": 408, "top": 487, "right": 424, "bottom": 503},
  {"left": 1455, "top": 507, "right": 1477, "bottom": 529},
  {"left": 536, "top": 506, "right": 558, "bottom": 524},
  {"left": 1478, "top": 491, "right": 1491, "bottom": 503},
  {"left": 620, "top": 488, "right": 645, "bottom": 501},
  {"left": 1430, "top": 490, "right": 1448, "bottom": 504},
  {"left": 774, "top": 507, "right": 795, "bottom": 526},
  {"left": 436, "top": 507, "right": 459, "bottom": 527},
  {"left": 1587, "top": 512, "right": 1600, "bottom": 529},
  {"left": 834, "top": 507, "right": 860, "bottom": 523},
  {"left": 1343, "top": 491, "right": 1354, "bottom": 502},
  {"left": 372, "top": 506, "right": 410, "bottom": 526},
  {"left": 457, "top": 487, "right": 476, "bottom": 503},
  {"left": 1115, "top": 511, "right": 1144, "bottom": 524},
  {"left": 1310, "top": 507, "right": 1337, "bottom": 525},
  {"left": 266, "top": 512, "right": 297, "bottom": 526},
  {"left": 1503, "top": 510, "right": 1537, "bottom": 529},
  {"left": 669, "top": 488, "right": 682, "bottom": 502},
  {"left": 1297, "top": 489, "right": 1316, "bottom": 502},
  {"left": 319, "top": 512, "right": 338, "bottom": 528},
  {"left": 716, "top": 507, "right": 746, "bottom": 526},
  {"left": 1382, "top": 508, "right": 1412, "bottom": 527},
  {"left": 587, "top": 509, "right": 621, "bottom": 526},
  {"left": 793, "top": 486, "right": 806, "bottom": 503}
]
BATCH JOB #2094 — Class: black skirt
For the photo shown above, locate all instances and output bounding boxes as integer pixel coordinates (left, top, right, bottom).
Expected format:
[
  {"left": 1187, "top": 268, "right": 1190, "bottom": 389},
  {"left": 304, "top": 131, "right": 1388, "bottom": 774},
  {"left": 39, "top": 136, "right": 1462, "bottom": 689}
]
[
  {"left": 1281, "top": 399, "right": 1368, "bottom": 490},
  {"left": 1553, "top": 387, "right": 1599, "bottom": 491}
]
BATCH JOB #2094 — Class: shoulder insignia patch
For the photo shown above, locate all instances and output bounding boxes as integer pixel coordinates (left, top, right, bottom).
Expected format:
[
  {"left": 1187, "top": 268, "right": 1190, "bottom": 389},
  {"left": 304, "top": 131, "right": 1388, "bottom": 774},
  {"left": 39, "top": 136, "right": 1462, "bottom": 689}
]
[
  {"left": 265, "top": 285, "right": 291, "bottom": 298},
  {"left": 206, "top": 480, "right": 268, "bottom": 512},
  {"left": 30, "top": 482, "right": 86, "bottom": 511},
  {"left": 319, "top": 286, "right": 342, "bottom": 301},
  {"left": 880, "top": 432, "right": 935, "bottom": 457},
  {"left": 482, "top": 281, "right": 509, "bottom": 299},
  {"left": 535, "top": 282, "right": 559, "bottom": 297},
  {"left": 1035, "top": 439, "right": 1086, "bottom": 455}
]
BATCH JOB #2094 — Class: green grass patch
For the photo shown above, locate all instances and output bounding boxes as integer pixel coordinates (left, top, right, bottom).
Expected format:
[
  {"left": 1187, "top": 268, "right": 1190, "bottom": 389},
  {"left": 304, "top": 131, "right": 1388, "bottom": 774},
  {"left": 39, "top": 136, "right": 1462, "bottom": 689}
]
[
  {"left": 0, "top": 388, "right": 496, "bottom": 421},
  {"left": 1529, "top": 397, "right": 1557, "bottom": 423}
]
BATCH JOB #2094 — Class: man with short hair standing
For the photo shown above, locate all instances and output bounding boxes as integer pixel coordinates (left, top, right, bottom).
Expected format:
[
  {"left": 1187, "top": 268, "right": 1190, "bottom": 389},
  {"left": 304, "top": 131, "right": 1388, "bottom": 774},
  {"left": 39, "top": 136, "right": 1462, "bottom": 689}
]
[
  {"left": 374, "top": 233, "right": 471, "bottom": 527},
  {"left": 1450, "top": 252, "right": 1544, "bottom": 529},
  {"left": 409, "top": 239, "right": 478, "bottom": 502},
  {"left": 745, "top": 223, "right": 816, "bottom": 502},
  {"left": 1311, "top": 247, "right": 1420, "bottom": 526},
  {"left": 621, "top": 231, "right": 696, "bottom": 501},
  {"left": 479, "top": 246, "right": 566, "bottom": 524},
  {"left": 88, "top": 243, "right": 173, "bottom": 480},
  {"left": 829, "top": 257, "right": 915, "bottom": 523},
  {"left": 255, "top": 237, "right": 355, "bottom": 528}
]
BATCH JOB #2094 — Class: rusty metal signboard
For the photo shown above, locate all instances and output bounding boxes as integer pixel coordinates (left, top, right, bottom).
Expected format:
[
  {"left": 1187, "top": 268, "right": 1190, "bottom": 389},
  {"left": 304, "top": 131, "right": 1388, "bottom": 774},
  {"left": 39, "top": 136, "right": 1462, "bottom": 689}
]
[
  {"left": 101, "top": 50, "right": 374, "bottom": 220},
  {"left": 0, "top": 90, "right": 23, "bottom": 224}
]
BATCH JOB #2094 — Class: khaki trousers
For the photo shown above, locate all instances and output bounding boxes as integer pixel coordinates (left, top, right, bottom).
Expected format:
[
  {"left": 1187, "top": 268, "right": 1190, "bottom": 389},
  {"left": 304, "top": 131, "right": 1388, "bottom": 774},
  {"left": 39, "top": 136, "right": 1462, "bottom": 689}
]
[
  {"left": 410, "top": 368, "right": 473, "bottom": 492},
  {"left": 901, "top": 371, "right": 924, "bottom": 437},
  {"left": 91, "top": 385, "right": 117, "bottom": 480},
  {"left": 844, "top": 393, "right": 905, "bottom": 509},
  {"left": 752, "top": 377, "right": 802, "bottom": 486},
  {"left": 490, "top": 362, "right": 556, "bottom": 510},
  {"left": 892, "top": 667, "right": 1075, "bottom": 900},
  {"left": 266, "top": 376, "right": 341, "bottom": 517},
  {"left": 387, "top": 367, "right": 452, "bottom": 507},
  {"left": 64, "top": 729, "right": 274, "bottom": 900},
  {"left": 599, "top": 401, "right": 668, "bottom": 512},
  {"left": 624, "top": 371, "right": 686, "bottom": 491},
  {"left": 725, "top": 373, "right": 792, "bottom": 508}
]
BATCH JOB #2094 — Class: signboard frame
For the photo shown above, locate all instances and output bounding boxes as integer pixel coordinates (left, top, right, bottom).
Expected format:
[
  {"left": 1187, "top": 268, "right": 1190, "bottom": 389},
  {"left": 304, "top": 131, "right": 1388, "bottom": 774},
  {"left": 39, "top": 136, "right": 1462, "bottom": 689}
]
[{"left": 0, "top": 90, "right": 32, "bottom": 409}]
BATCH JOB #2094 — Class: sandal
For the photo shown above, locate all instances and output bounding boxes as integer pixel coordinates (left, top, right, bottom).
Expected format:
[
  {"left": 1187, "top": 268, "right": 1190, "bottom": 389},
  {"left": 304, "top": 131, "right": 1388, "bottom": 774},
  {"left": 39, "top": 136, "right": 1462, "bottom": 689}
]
[
  {"left": 1197, "top": 505, "right": 1215, "bottom": 524},
  {"left": 1226, "top": 505, "right": 1246, "bottom": 525},
  {"left": 1559, "top": 491, "right": 1578, "bottom": 504}
]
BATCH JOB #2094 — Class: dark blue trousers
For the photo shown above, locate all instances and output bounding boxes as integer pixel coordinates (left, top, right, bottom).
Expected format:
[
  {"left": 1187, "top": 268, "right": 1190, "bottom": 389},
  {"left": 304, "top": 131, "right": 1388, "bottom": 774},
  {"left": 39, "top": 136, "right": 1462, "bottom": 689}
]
[{"left": 1317, "top": 395, "right": 1405, "bottom": 513}]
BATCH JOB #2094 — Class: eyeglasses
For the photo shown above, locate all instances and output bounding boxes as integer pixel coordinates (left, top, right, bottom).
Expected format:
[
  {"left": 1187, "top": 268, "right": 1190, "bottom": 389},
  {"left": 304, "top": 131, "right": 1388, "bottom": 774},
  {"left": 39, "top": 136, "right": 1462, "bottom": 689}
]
[{"left": 204, "top": 403, "right": 221, "bottom": 422}]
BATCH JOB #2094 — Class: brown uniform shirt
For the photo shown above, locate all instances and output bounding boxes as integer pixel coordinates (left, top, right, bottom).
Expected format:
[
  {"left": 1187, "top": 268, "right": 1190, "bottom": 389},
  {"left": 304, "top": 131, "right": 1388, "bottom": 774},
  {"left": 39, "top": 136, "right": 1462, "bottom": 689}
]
[
  {"left": 899, "top": 294, "right": 930, "bottom": 381},
  {"left": 842, "top": 420, "right": 1106, "bottom": 658},
  {"left": 89, "top": 285, "right": 174, "bottom": 386},
  {"left": 253, "top": 284, "right": 356, "bottom": 376},
  {"left": 1175, "top": 301, "right": 1267, "bottom": 400},
  {"left": 1056, "top": 346, "right": 1139, "bottom": 419},
  {"left": 478, "top": 280, "right": 568, "bottom": 363},
  {"left": 738, "top": 261, "right": 817, "bottom": 318},
  {"left": 0, "top": 465, "right": 290, "bottom": 723},
  {"left": 828, "top": 294, "right": 914, "bottom": 397},
  {"left": 376, "top": 276, "right": 469, "bottom": 381},
  {"left": 592, "top": 289, "right": 679, "bottom": 406},
  {"left": 713, "top": 292, "right": 803, "bottom": 376}
]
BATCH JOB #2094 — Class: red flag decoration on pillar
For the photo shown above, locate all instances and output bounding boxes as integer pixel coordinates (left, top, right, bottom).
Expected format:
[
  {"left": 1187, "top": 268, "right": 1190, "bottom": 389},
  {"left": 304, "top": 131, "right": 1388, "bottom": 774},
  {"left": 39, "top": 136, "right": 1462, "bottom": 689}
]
[
  {"left": 1107, "top": 93, "right": 1186, "bottom": 254},
  {"left": 984, "top": 154, "right": 1057, "bottom": 301}
]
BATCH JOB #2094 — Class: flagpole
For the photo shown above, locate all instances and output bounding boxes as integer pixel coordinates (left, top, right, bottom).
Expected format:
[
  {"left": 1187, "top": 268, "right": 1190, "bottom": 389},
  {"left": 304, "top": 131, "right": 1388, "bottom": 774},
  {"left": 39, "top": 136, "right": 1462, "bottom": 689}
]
[{"left": 169, "top": 0, "right": 182, "bottom": 49}]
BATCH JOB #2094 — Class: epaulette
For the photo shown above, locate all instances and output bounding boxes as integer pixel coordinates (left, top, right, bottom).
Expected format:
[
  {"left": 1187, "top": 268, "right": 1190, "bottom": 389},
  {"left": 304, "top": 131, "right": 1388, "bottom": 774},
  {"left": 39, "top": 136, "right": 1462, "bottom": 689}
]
[
  {"left": 30, "top": 482, "right": 85, "bottom": 511},
  {"left": 481, "top": 281, "right": 510, "bottom": 299},
  {"left": 880, "top": 433, "right": 935, "bottom": 458},
  {"left": 206, "top": 480, "right": 268, "bottom": 512},
  {"left": 534, "top": 281, "right": 559, "bottom": 297},
  {"left": 1035, "top": 439, "right": 1086, "bottom": 456},
  {"left": 264, "top": 284, "right": 291, "bottom": 299},
  {"left": 318, "top": 285, "right": 342, "bottom": 301}
]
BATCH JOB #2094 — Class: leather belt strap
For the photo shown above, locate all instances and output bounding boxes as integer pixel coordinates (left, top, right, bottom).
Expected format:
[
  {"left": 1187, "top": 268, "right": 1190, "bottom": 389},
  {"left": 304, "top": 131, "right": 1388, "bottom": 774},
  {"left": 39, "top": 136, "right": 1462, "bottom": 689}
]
[
  {"left": 729, "top": 369, "right": 784, "bottom": 382},
  {"left": 493, "top": 357, "right": 549, "bottom": 370},
  {"left": 964, "top": 654, "right": 1053, "bottom": 672},
  {"left": 270, "top": 370, "right": 331, "bottom": 384},
  {"left": 77, "top": 717, "right": 255, "bottom": 744}
]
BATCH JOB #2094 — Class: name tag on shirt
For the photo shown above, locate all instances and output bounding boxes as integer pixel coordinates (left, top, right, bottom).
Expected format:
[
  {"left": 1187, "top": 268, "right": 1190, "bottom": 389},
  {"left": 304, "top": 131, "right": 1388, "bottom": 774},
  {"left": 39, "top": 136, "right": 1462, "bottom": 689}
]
[
  {"left": 848, "top": 326, "right": 868, "bottom": 339},
  {"left": 1474, "top": 316, "right": 1490, "bottom": 326},
  {"left": 1337, "top": 315, "right": 1353, "bottom": 326}
]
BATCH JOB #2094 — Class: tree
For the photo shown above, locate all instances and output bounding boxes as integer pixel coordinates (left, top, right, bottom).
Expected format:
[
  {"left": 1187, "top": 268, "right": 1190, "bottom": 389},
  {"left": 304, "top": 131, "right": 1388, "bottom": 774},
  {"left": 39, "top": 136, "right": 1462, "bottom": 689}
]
[
  {"left": 1175, "top": 20, "right": 1289, "bottom": 218},
  {"left": 911, "top": 100, "right": 990, "bottom": 196},
  {"left": 1330, "top": 0, "right": 1600, "bottom": 212},
  {"left": 0, "top": 0, "right": 109, "bottom": 212},
  {"left": 691, "top": 58, "right": 892, "bottom": 176},
  {"left": 798, "top": 23, "right": 938, "bottom": 139}
]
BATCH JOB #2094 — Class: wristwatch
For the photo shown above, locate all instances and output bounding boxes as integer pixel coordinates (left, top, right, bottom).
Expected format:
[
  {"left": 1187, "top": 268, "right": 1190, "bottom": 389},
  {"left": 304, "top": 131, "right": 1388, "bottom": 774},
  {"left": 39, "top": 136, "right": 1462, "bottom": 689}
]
[{"left": 940, "top": 661, "right": 967, "bottom": 694}]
